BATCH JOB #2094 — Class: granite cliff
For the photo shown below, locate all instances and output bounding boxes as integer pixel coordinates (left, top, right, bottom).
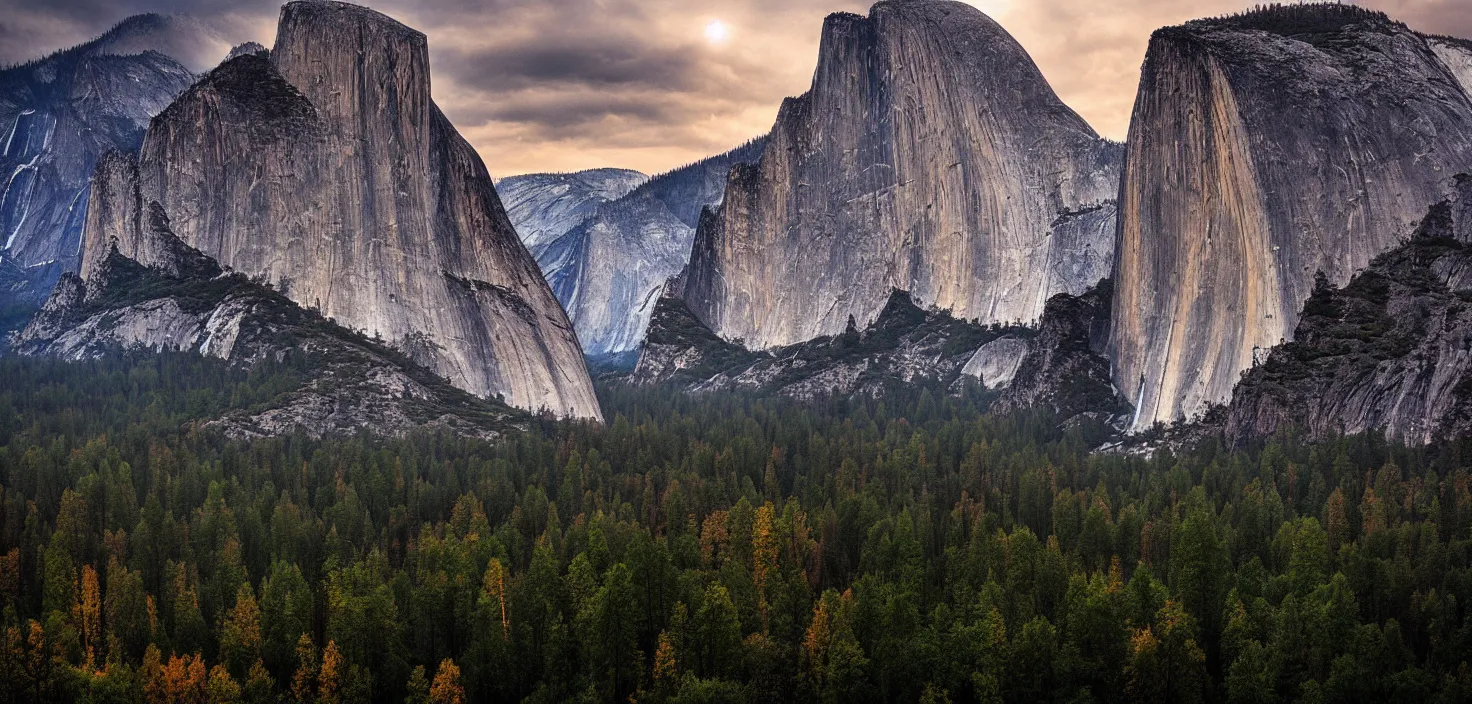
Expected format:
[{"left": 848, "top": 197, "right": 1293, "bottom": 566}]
[
  {"left": 1213, "top": 177, "right": 1472, "bottom": 445},
  {"left": 0, "top": 15, "right": 213, "bottom": 307},
  {"left": 18, "top": 202, "right": 516, "bottom": 439},
  {"left": 681, "top": 0, "right": 1120, "bottom": 350},
  {"left": 80, "top": 1, "right": 601, "bottom": 420},
  {"left": 498, "top": 168, "right": 648, "bottom": 267},
  {"left": 504, "top": 141, "right": 766, "bottom": 355},
  {"left": 1110, "top": 5, "right": 1472, "bottom": 431}
]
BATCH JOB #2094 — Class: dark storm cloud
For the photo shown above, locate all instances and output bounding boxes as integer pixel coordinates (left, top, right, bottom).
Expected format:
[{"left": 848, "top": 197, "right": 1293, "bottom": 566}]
[
  {"left": 437, "top": 39, "right": 702, "bottom": 91},
  {"left": 3, "top": 0, "right": 1470, "bottom": 174}
]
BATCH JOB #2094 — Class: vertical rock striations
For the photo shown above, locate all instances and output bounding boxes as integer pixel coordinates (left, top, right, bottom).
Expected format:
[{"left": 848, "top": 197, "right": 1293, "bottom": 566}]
[
  {"left": 682, "top": 0, "right": 1120, "bottom": 350},
  {"left": 1217, "top": 176, "right": 1472, "bottom": 445},
  {"left": 498, "top": 168, "right": 648, "bottom": 265},
  {"left": 79, "top": 1, "right": 601, "bottom": 420},
  {"left": 1110, "top": 5, "right": 1472, "bottom": 431},
  {"left": 0, "top": 15, "right": 206, "bottom": 303},
  {"left": 544, "top": 140, "right": 767, "bottom": 355}
]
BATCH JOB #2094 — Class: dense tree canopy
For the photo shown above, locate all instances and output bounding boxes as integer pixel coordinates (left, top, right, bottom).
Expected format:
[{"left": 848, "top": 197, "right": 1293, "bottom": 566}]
[{"left": 2, "top": 352, "right": 1471, "bottom": 702}]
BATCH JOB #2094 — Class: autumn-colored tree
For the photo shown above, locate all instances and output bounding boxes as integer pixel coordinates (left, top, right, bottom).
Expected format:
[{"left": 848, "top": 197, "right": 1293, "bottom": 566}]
[
  {"left": 1362, "top": 486, "right": 1385, "bottom": 535},
  {"left": 430, "top": 658, "right": 465, "bottom": 704},
  {"left": 318, "top": 640, "right": 343, "bottom": 704},
  {"left": 699, "top": 510, "right": 729, "bottom": 568},
  {"left": 289, "top": 635, "right": 319, "bottom": 704},
  {"left": 652, "top": 630, "right": 678, "bottom": 686},
  {"left": 160, "top": 652, "right": 208, "bottom": 704},
  {"left": 481, "top": 558, "right": 509, "bottom": 641},
  {"left": 75, "top": 563, "right": 102, "bottom": 672}
]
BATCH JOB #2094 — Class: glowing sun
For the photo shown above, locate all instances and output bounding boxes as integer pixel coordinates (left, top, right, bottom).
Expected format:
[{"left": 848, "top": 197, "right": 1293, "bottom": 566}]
[{"left": 704, "top": 20, "right": 730, "bottom": 44}]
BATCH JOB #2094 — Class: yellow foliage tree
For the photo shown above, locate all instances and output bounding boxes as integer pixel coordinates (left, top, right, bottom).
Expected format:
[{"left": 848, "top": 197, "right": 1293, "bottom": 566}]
[
  {"left": 289, "top": 634, "right": 318, "bottom": 704},
  {"left": 430, "top": 658, "right": 465, "bottom": 704},
  {"left": 318, "top": 640, "right": 343, "bottom": 704},
  {"left": 74, "top": 564, "right": 102, "bottom": 672}
]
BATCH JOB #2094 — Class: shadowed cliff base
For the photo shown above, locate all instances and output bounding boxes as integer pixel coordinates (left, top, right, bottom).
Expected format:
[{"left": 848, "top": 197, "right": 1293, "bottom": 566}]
[
  {"left": 18, "top": 218, "right": 522, "bottom": 439},
  {"left": 629, "top": 289, "right": 1034, "bottom": 401}
]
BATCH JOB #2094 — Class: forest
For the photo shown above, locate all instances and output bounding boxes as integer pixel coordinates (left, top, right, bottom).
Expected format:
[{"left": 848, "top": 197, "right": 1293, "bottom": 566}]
[{"left": 1, "top": 351, "right": 1471, "bottom": 703}]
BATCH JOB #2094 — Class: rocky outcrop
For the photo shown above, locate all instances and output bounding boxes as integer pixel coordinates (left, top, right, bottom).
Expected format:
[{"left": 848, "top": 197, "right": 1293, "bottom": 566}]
[
  {"left": 993, "top": 281, "right": 1129, "bottom": 423},
  {"left": 499, "top": 168, "right": 648, "bottom": 265},
  {"left": 18, "top": 211, "right": 515, "bottom": 439},
  {"left": 0, "top": 15, "right": 206, "bottom": 303},
  {"left": 79, "top": 1, "right": 601, "bottom": 420},
  {"left": 506, "top": 141, "right": 766, "bottom": 355},
  {"left": 1110, "top": 5, "right": 1472, "bottom": 431},
  {"left": 632, "top": 288, "right": 1030, "bottom": 398},
  {"left": 1214, "top": 179, "right": 1472, "bottom": 445},
  {"left": 682, "top": 0, "right": 1120, "bottom": 350},
  {"left": 224, "top": 42, "right": 269, "bottom": 62}
]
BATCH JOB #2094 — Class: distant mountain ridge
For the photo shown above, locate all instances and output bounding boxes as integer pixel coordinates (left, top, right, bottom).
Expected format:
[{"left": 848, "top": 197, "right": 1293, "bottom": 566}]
[
  {"left": 0, "top": 14, "right": 219, "bottom": 310},
  {"left": 499, "top": 168, "right": 649, "bottom": 259},
  {"left": 505, "top": 138, "right": 766, "bottom": 355}
]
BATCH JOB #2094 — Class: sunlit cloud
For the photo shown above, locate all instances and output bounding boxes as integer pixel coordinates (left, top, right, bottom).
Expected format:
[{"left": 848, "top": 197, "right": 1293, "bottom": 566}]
[{"left": 2, "top": 0, "right": 1469, "bottom": 175}]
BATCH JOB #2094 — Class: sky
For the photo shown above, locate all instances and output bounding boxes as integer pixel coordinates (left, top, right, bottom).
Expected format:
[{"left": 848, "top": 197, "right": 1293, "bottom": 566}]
[{"left": 3, "top": 0, "right": 1471, "bottom": 177}]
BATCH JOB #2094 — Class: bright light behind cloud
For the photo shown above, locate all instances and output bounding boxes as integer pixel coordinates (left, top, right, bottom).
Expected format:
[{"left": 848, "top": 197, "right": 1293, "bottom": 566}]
[
  {"left": 6, "top": 0, "right": 1468, "bottom": 176},
  {"left": 704, "top": 19, "right": 730, "bottom": 44}
]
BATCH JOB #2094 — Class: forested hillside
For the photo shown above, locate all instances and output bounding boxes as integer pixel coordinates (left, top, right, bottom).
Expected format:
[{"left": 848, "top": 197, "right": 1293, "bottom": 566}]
[{"left": 1, "top": 353, "right": 1471, "bottom": 703}]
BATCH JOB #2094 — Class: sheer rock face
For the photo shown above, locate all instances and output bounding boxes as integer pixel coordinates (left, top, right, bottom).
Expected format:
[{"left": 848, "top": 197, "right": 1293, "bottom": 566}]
[
  {"left": 80, "top": 1, "right": 601, "bottom": 420},
  {"left": 682, "top": 0, "right": 1121, "bottom": 350},
  {"left": 0, "top": 15, "right": 203, "bottom": 300},
  {"left": 499, "top": 168, "right": 648, "bottom": 262},
  {"left": 1431, "top": 37, "right": 1472, "bottom": 97},
  {"left": 19, "top": 226, "right": 516, "bottom": 440},
  {"left": 1110, "top": 6, "right": 1472, "bottom": 431},
  {"left": 1217, "top": 181, "right": 1472, "bottom": 445},
  {"left": 540, "top": 140, "right": 767, "bottom": 355}
]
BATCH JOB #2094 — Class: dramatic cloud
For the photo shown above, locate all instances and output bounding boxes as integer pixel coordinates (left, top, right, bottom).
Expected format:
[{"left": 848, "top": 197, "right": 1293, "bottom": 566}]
[{"left": 3, "top": 0, "right": 1470, "bottom": 176}]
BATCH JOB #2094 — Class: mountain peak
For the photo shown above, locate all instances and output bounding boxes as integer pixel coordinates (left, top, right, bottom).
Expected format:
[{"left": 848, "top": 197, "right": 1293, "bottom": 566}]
[
  {"left": 86, "top": 0, "right": 602, "bottom": 420},
  {"left": 682, "top": 0, "right": 1119, "bottom": 349}
]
